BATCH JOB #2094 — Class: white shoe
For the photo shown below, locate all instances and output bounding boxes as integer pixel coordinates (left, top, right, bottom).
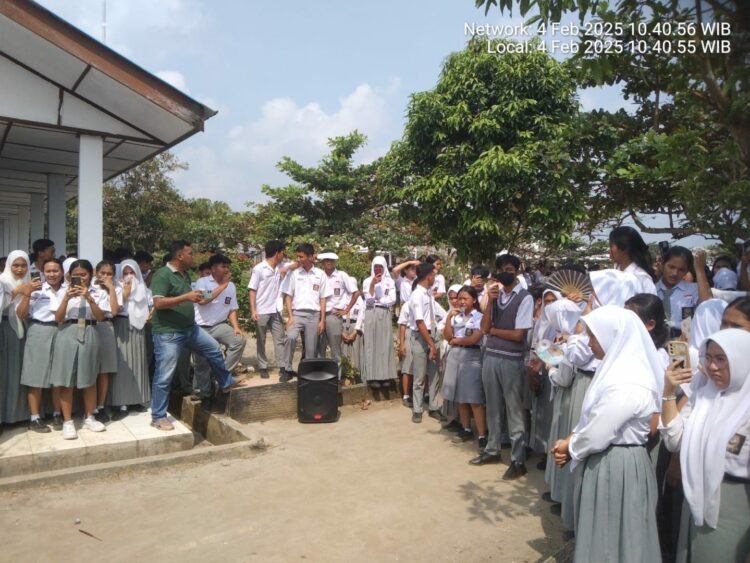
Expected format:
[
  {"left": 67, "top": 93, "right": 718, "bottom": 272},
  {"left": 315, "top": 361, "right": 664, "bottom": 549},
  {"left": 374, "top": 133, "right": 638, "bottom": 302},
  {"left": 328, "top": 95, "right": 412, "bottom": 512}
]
[
  {"left": 62, "top": 420, "right": 77, "bottom": 440},
  {"left": 84, "top": 416, "right": 106, "bottom": 432}
]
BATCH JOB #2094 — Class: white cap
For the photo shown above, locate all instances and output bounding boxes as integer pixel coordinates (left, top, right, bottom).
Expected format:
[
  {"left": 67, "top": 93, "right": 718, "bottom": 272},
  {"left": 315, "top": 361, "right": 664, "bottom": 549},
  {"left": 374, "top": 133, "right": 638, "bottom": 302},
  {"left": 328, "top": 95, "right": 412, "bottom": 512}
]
[{"left": 318, "top": 252, "right": 339, "bottom": 261}]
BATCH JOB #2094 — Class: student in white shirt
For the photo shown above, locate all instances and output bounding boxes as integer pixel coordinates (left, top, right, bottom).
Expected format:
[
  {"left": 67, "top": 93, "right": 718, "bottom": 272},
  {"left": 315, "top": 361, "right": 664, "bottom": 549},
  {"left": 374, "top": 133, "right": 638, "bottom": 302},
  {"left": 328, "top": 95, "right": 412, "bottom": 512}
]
[
  {"left": 426, "top": 254, "right": 446, "bottom": 300},
  {"left": 361, "top": 256, "right": 397, "bottom": 388},
  {"left": 248, "top": 240, "right": 288, "bottom": 379},
  {"left": 281, "top": 243, "right": 332, "bottom": 381},
  {"left": 17, "top": 258, "right": 64, "bottom": 433},
  {"left": 553, "top": 306, "right": 663, "bottom": 563},
  {"left": 609, "top": 226, "right": 658, "bottom": 294},
  {"left": 660, "top": 329, "right": 750, "bottom": 563},
  {"left": 392, "top": 259, "right": 420, "bottom": 305},
  {"left": 317, "top": 251, "right": 359, "bottom": 367},
  {"left": 92, "top": 260, "right": 122, "bottom": 424},
  {"left": 656, "top": 246, "right": 711, "bottom": 338},
  {"left": 408, "top": 263, "right": 440, "bottom": 422},
  {"left": 341, "top": 287, "right": 365, "bottom": 379},
  {"left": 193, "top": 254, "right": 246, "bottom": 409}
]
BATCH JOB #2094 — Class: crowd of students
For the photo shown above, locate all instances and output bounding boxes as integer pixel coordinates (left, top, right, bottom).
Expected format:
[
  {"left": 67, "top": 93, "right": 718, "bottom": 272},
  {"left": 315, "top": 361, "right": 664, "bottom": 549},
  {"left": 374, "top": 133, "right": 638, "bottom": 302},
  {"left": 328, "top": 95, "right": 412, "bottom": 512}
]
[{"left": 1, "top": 228, "right": 749, "bottom": 562}]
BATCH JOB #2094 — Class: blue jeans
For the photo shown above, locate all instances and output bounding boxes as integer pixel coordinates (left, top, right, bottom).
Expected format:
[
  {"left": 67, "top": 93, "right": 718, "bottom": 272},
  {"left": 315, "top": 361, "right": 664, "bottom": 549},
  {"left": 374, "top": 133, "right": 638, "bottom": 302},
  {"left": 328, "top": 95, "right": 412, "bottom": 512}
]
[{"left": 151, "top": 325, "right": 236, "bottom": 421}]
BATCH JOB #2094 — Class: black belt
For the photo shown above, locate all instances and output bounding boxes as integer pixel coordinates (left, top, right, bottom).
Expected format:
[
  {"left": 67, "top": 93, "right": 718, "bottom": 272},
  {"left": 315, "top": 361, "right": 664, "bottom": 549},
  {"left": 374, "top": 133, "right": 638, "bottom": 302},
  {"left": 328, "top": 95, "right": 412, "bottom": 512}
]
[
  {"left": 66, "top": 319, "right": 97, "bottom": 326},
  {"left": 454, "top": 344, "right": 481, "bottom": 349},
  {"left": 198, "top": 322, "right": 226, "bottom": 329},
  {"left": 611, "top": 443, "right": 645, "bottom": 448},
  {"left": 575, "top": 368, "right": 595, "bottom": 377},
  {"left": 724, "top": 473, "right": 750, "bottom": 485},
  {"left": 31, "top": 320, "right": 58, "bottom": 327}
]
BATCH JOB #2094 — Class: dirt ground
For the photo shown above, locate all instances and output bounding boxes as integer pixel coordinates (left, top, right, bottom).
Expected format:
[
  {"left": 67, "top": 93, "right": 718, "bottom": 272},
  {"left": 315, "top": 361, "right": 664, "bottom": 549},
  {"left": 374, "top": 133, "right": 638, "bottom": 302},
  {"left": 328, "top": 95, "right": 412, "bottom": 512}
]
[{"left": 0, "top": 401, "right": 564, "bottom": 563}]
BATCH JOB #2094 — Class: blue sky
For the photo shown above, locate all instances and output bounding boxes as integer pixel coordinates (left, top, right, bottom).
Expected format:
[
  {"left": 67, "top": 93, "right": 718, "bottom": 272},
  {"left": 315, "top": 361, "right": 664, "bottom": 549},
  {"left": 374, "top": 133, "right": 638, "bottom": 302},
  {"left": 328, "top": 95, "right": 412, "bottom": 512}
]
[{"left": 37, "top": 0, "right": 707, "bottom": 246}]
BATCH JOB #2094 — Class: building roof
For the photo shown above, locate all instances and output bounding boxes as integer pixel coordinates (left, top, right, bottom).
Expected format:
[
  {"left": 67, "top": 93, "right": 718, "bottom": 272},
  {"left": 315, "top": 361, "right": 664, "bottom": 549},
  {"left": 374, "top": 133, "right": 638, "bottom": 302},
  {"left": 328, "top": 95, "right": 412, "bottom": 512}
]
[{"left": 0, "top": 0, "right": 216, "bottom": 207}]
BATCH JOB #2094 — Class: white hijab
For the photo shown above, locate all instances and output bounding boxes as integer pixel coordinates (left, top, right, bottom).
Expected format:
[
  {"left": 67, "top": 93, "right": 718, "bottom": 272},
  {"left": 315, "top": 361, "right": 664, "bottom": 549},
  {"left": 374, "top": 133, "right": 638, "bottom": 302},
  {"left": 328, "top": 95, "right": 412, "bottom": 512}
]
[
  {"left": 118, "top": 259, "right": 149, "bottom": 330},
  {"left": 62, "top": 257, "right": 77, "bottom": 276},
  {"left": 364, "top": 256, "right": 395, "bottom": 293},
  {"left": 532, "top": 289, "right": 562, "bottom": 347},
  {"left": 687, "top": 299, "right": 728, "bottom": 394},
  {"left": 713, "top": 268, "right": 738, "bottom": 290},
  {"left": 590, "top": 269, "right": 641, "bottom": 308},
  {"left": 681, "top": 329, "right": 750, "bottom": 528},
  {"left": 544, "top": 297, "right": 583, "bottom": 335},
  {"left": 0, "top": 250, "right": 30, "bottom": 337},
  {"left": 576, "top": 306, "right": 663, "bottom": 434}
]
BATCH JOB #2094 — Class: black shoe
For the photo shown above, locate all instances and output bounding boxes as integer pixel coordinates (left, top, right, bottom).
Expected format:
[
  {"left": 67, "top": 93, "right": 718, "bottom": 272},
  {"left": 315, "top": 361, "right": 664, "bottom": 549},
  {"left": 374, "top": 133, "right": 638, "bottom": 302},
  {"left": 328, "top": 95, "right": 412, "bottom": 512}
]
[
  {"left": 469, "top": 452, "right": 502, "bottom": 466},
  {"left": 260, "top": 370, "right": 270, "bottom": 379},
  {"left": 537, "top": 458, "right": 547, "bottom": 471},
  {"left": 111, "top": 408, "right": 128, "bottom": 421},
  {"left": 189, "top": 391, "right": 202, "bottom": 401},
  {"left": 551, "top": 503, "right": 562, "bottom": 515},
  {"left": 428, "top": 410, "right": 443, "bottom": 422},
  {"left": 51, "top": 414, "right": 63, "bottom": 431},
  {"left": 369, "top": 381, "right": 381, "bottom": 389},
  {"left": 279, "top": 370, "right": 291, "bottom": 383},
  {"left": 542, "top": 492, "right": 554, "bottom": 503},
  {"left": 500, "top": 441, "right": 512, "bottom": 449},
  {"left": 452, "top": 429, "right": 475, "bottom": 443},
  {"left": 502, "top": 461, "right": 528, "bottom": 481},
  {"left": 286, "top": 371, "right": 297, "bottom": 380},
  {"left": 132, "top": 404, "right": 149, "bottom": 413},
  {"left": 412, "top": 412, "right": 422, "bottom": 423},
  {"left": 29, "top": 419, "right": 51, "bottom": 433},
  {"left": 94, "top": 409, "right": 111, "bottom": 424},
  {"left": 478, "top": 436, "right": 488, "bottom": 450},
  {"left": 402, "top": 397, "right": 413, "bottom": 408},
  {"left": 441, "top": 419, "right": 463, "bottom": 432},
  {"left": 200, "top": 397, "right": 218, "bottom": 413}
]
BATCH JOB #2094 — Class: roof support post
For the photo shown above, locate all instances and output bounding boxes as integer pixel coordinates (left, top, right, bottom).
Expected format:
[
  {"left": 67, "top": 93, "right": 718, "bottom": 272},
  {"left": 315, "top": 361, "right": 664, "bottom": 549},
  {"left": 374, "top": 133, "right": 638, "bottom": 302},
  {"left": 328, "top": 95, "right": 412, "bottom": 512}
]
[
  {"left": 30, "top": 193, "right": 45, "bottom": 242},
  {"left": 77, "top": 134, "right": 103, "bottom": 264},
  {"left": 47, "top": 174, "right": 67, "bottom": 255},
  {"left": 7, "top": 214, "right": 19, "bottom": 251},
  {"left": 0, "top": 219, "right": 6, "bottom": 255},
  {"left": 17, "top": 205, "right": 30, "bottom": 252}
]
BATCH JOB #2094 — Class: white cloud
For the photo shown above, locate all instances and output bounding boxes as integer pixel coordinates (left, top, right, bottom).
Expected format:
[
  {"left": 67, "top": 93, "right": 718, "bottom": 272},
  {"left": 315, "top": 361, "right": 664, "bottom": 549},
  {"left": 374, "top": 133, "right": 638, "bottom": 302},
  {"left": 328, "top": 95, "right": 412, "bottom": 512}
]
[
  {"left": 155, "top": 70, "right": 190, "bottom": 94},
  {"left": 173, "top": 81, "right": 402, "bottom": 209}
]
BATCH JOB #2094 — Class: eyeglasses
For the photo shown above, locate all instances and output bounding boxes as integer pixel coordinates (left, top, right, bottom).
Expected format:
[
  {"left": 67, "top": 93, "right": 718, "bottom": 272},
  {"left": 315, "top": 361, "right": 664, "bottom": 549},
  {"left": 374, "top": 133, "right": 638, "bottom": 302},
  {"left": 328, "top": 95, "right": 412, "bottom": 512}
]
[{"left": 699, "top": 354, "right": 728, "bottom": 368}]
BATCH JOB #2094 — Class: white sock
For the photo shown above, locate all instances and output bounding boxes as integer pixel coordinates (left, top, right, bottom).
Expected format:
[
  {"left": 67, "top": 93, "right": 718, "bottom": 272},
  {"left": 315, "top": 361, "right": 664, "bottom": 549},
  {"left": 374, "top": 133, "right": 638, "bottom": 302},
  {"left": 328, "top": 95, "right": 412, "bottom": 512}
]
[
  {"left": 478, "top": 435, "right": 486, "bottom": 439},
  {"left": 30, "top": 414, "right": 40, "bottom": 422},
  {"left": 464, "top": 428, "right": 472, "bottom": 433},
  {"left": 96, "top": 405, "right": 104, "bottom": 411},
  {"left": 53, "top": 411, "right": 61, "bottom": 417},
  {"left": 120, "top": 405, "right": 127, "bottom": 411},
  {"left": 403, "top": 394, "right": 410, "bottom": 400}
]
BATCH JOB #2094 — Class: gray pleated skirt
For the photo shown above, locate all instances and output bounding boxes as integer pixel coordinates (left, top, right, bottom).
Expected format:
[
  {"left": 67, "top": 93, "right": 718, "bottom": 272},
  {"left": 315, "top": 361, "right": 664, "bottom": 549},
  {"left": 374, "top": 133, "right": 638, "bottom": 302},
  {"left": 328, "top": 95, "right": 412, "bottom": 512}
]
[
  {"left": 561, "top": 369, "right": 595, "bottom": 530},
  {"left": 573, "top": 444, "right": 661, "bottom": 563},
  {"left": 443, "top": 346, "right": 484, "bottom": 404},
  {"left": 1, "top": 317, "right": 30, "bottom": 423},
  {"left": 95, "top": 319, "right": 118, "bottom": 373},
  {"left": 545, "top": 364, "right": 575, "bottom": 503},
  {"left": 50, "top": 323, "right": 101, "bottom": 388},
  {"left": 530, "top": 368, "right": 554, "bottom": 454},
  {"left": 20, "top": 323, "right": 58, "bottom": 388},
  {"left": 676, "top": 479, "right": 750, "bottom": 563},
  {"left": 108, "top": 317, "right": 151, "bottom": 406},
  {"left": 529, "top": 368, "right": 554, "bottom": 454},
  {"left": 362, "top": 308, "right": 395, "bottom": 382}
]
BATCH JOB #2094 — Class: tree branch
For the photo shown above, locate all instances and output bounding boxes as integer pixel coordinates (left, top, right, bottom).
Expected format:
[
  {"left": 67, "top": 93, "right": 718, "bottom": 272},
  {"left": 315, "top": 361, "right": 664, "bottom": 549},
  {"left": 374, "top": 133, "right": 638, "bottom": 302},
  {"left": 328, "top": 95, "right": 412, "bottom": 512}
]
[{"left": 627, "top": 210, "right": 698, "bottom": 238}]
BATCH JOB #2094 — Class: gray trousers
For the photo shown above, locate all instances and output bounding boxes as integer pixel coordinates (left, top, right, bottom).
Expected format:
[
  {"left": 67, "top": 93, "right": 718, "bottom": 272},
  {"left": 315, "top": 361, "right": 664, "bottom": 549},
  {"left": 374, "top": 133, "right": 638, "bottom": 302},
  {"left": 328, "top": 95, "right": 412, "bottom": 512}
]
[
  {"left": 284, "top": 309, "right": 321, "bottom": 371},
  {"left": 410, "top": 331, "right": 439, "bottom": 414},
  {"left": 256, "top": 312, "right": 286, "bottom": 371},
  {"left": 193, "top": 324, "right": 246, "bottom": 398},
  {"left": 482, "top": 354, "right": 527, "bottom": 462},
  {"left": 318, "top": 313, "right": 343, "bottom": 363}
]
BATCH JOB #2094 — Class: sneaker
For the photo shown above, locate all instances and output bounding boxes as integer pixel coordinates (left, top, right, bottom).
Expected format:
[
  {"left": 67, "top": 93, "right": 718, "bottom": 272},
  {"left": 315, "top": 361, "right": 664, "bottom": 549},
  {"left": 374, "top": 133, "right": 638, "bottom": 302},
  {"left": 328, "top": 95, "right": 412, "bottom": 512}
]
[
  {"left": 402, "top": 397, "right": 413, "bottom": 408},
  {"left": 150, "top": 418, "right": 175, "bottom": 431},
  {"left": 478, "top": 436, "right": 488, "bottom": 450},
  {"left": 62, "top": 420, "right": 77, "bottom": 440},
  {"left": 94, "top": 409, "right": 111, "bottom": 424},
  {"left": 260, "top": 370, "right": 270, "bottom": 379},
  {"left": 502, "top": 461, "right": 528, "bottom": 481},
  {"left": 441, "top": 420, "right": 463, "bottom": 432},
  {"left": 428, "top": 410, "right": 444, "bottom": 422},
  {"left": 469, "top": 452, "right": 502, "bottom": 466},
  {"left": 111, "top": 407, "right": 128, "bottom": 421},
  {"left": 28, "top": 418, "right": 51, "bottom": 433},
  {"left": 51, "top": 413, "right": 64, "bottom": 431},
  {"left": 411, "top": 412, "right": 422, "bottom": 423},
  {"left": 84, "top": 416, "right": 106, "bottom": 432},
  {"left": 279, "top": 370, "right": 290, "bottom": 383},
  {"left": 452, "top": 429, "right": 475, "bottom": 443}
]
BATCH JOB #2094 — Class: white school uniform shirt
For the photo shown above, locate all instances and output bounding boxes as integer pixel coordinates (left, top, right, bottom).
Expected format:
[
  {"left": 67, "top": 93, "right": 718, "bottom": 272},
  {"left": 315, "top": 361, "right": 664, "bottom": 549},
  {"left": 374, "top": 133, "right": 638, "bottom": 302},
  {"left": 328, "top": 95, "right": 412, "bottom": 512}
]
[
  {"left": 25, "top": 282, "right": 63, "bottom": 322},
  {"left": 95, "top": 282, "right": 123, "bottom": 319},
  {"left": 194, "top": 275, "right": 238, "bottom": 326},
  {"left": 656, "top": 279, "right": 700, "bottom": 330},
  {"left": 362, "top": 277, "right": 397, "bottom": 308},
  {"left": 431, "top": 274, "right": 446, "bottom": 296},
  {"left": 347, "top": 296, "right": 365, "bottom": 332},
  {"left": 450, "top": 309, "right": 483, "bottom": 338},
  {"left": 408, "top": 284, "right": 437, "bottom": 332},
  {"left": 399, "top": 277, "right": 414, "bottom": 305},
  {"left": 325, "top": 269, "right": 358, "bottom": 312},
  {"left": 50, "top": 285, "right": 111, "bottom": 321},
  {"left": 248, "top": 260, "right": 283, "bottom": 315},
  {"left": 281, "top": 266, "right": 332, "bottom": 312},
  {"left": 622, "top": 262, "right": 657, "bottom": 295},
  {"left": 397, "top": 301, "right": 411, "bottom": 326}
]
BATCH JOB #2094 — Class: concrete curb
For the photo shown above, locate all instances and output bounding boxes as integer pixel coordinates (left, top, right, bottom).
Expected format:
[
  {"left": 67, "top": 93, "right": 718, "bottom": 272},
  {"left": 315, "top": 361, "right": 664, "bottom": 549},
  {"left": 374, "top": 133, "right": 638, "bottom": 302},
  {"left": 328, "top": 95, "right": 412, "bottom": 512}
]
[{"left": 0, "top": 439, "right": 267, "bottom": 492}]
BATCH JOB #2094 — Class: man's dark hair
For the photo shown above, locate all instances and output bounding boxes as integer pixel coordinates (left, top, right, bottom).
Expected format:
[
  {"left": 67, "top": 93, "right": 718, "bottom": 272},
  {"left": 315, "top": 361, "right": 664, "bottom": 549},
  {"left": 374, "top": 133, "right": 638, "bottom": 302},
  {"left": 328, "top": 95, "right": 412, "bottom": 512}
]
[
  {"left": 32, "top": 238, "right": 55, "bottom": 253},
  {"left": 425, "top": 254, "right": 441, "bottom": 264},
  {"left": 470, "top": 264, "right": 490, "bottom": 278},
  {"left": 208, "top": 253, "right": 231, "bottom": 267},
  {"left": 169, "top": 240, "right": 191, "bottom": 257},
  {"left": 265, "top": 240, "right": 285, "bottom": 257},
  {"left": 198, "top": 262, "right": 211, "bottom": 272},
  {"left": 134, "top": 250, "right": 153, "bottom": 264},
  {"left": 295, "top": 243, "right": 315, "bottom": 257},
  {"left": 113, "top": 246, "right": 133, "bottom": 262},
  {"left": 161, "top": 252, "right": 172, "bottom": 265},
  {"left": 413, "top": 262, "right": 435, "bottom": 290},
  {"left": 495, "top": 254, "right": 521, "bottom": 271}
]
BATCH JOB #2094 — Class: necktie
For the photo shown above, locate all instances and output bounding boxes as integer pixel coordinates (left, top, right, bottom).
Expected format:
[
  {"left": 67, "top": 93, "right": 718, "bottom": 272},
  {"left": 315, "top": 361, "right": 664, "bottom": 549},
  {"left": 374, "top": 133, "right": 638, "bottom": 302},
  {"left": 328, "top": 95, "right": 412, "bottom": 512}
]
[{"left": 662, "top": 287, "right": 675, "bottom": 324}]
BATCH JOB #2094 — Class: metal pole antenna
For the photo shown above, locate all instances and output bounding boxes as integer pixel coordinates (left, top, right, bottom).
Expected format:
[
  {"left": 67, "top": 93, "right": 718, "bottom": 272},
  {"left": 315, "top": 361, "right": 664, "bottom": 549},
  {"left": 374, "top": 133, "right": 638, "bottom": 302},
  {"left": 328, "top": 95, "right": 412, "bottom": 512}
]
[{"left": 102, "top": 0, "right": 107, "bottom": 44}]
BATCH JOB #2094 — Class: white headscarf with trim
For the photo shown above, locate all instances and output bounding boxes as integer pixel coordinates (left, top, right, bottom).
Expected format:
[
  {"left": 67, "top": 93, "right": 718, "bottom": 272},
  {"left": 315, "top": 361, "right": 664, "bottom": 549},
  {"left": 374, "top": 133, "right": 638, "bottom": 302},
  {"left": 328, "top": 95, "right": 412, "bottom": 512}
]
[
  {"left": 590, "top": 269, "right": 641, "bottom": 308},
  {"left": 118, "top": 259, "right": 150, "bottom": 330},
  {"left": 0, "top": 250, "right": 31, "bottom": 337},
  {"left": 681, "top": 328, "right": 750, "bottom": 528},
  {"left": 687, "top": 299, "right": 728, "bottom": 395}
]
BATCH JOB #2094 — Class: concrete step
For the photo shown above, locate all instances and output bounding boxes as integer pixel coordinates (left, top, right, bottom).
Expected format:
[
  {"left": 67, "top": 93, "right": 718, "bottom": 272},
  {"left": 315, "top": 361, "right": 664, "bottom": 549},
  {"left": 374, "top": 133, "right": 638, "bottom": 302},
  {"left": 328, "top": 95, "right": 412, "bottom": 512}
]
[{"left": 0, "top": 411, "right": 194, "bottom": 478}]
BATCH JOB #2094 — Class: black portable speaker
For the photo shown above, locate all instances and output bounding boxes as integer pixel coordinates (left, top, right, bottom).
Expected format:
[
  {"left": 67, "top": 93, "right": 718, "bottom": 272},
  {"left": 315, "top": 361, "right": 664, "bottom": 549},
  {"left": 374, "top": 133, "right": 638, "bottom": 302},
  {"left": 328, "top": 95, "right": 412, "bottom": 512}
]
[{"left": 297, "top": 358, "right": 339, "bottom": 423}]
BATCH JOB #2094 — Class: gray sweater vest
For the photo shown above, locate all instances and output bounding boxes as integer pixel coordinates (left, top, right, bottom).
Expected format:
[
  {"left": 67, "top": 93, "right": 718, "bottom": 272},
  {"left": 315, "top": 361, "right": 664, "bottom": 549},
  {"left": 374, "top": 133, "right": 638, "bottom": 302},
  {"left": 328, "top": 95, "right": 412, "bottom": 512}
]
[{"left": 485, "top": 287, "right": 529, "bottom": 360}]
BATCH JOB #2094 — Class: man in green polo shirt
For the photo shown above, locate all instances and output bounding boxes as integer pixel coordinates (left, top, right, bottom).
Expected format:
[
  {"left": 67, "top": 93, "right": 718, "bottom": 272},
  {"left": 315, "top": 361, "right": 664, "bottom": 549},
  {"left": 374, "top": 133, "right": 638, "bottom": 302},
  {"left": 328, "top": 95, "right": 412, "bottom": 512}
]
[{"left": 149, "top": 240, "right": 247, "bottom": 430}]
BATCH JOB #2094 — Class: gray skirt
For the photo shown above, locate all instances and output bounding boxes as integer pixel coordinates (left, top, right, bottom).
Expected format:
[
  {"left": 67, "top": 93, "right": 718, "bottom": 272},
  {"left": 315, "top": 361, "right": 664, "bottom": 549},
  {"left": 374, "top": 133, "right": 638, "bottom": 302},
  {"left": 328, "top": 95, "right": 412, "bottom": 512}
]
[
  {"left": 95, "top": 319, "right": 118, "bottom": 373},
  {"left": 20, "top": 322, "right": 58, "bottom": 388},
  {"left": 362, "top": 308, "right": 395, "bottom": 382},
  {"left": 573, "top": 444, "right": 661, "bottom": 563},
  {"left": 545, "top": 364, "right": 575, "bottom": 503},
  {"left": 50, "top": 322, "right": 101, "bottom": 388},
  {"left": 530, "top": 368, "right": 554, "bottom": 454},
  {"left": 676, "top": 479, "right": 750, "bottom": 563},
  {"left": 1, "top": 317, "right": 30, "bottom": 423},
  {"left": 399, "top": 328, "right": 413, "bottom": 374},
  {"left": 108, "top": 317, "right": 151, "bottom": 406},
  {"left": 443, "top": 346, "right": 484, "bottom": 404}
]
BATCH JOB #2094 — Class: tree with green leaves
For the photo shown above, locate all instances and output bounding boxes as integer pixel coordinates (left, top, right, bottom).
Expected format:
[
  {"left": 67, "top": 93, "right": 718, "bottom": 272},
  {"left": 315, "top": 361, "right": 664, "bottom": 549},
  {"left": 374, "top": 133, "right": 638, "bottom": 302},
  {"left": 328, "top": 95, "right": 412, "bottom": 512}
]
[{"left": 381, "top": 37, "right": 588, "bottom": 263}]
